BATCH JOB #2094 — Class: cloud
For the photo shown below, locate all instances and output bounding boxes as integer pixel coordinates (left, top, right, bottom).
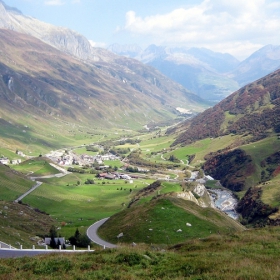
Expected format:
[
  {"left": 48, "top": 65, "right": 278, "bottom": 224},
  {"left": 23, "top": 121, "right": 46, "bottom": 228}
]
[
  {"left": 44, "top": 0, "right": 81, "bottom": 6},
  {"left": 121, "top": 0, "right": 280, "bottom": 59},
  {"left": 44, "top": 0, "right": 65, "bottom": 5}
]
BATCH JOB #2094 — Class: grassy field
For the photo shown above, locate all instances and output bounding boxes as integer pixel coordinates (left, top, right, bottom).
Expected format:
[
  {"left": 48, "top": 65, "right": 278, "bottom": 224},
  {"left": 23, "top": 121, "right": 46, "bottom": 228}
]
[
  {"left": 0, "top": 164, "right": 34, "bottom": 201},
  {"left": 98, "top": 197, "right": 244, "bottom": 245},
  {"left": 21, "top": 173, "right": 150, "bottom": 237},
  {"left": 240, "top": 136, "right": 280, "bottom": 188},
  {"left": 127, "top": 134, "right": 239, "bottom": 168},
  {"left": 0, "top": 201, "right": 56, "bottom": 248},
  {"left": 262, "top": 176, "right": 280, "bottom": 206},
  {"left": 0, "top": 147, "right": 24, "bottom": 160},
  {"left": 12, "top": 157, "right": 60, "bottom": 176},
  {"left": 1, "top": 226, "right": 280, "bottom": 279}
]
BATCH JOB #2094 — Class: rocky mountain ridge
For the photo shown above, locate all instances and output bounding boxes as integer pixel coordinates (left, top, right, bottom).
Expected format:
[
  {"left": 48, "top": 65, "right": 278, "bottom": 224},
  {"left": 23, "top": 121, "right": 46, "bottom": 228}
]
[{"left": 109, "top": 43, "right": 280, "bottom": 103}]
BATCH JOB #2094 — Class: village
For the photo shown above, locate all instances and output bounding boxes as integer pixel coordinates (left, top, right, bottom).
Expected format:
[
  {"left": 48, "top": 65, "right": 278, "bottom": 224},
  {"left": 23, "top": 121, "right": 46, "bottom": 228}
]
[
  {"left": 45, "top": 148, "right": 141, "bottom": 182},
  {"left": 0, "top": 150, "right": 25, "bottom": 165}
]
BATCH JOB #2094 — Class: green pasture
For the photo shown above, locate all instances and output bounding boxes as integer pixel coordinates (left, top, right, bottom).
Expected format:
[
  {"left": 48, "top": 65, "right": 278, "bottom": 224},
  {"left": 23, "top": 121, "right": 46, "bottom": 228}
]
[
  {"left": 168, "top": 135, "right": 238, "bottom": 164},
  {"left": 138, "top": 135, "right": 238, "bottom": 167},
  {"left": 103, "top": 160, "right": 124, "bottom": 168},
  {"left": 242, "top": 136, "right": 280, "bottom": 163},
  {"left": 139, "top": 135, "right": 175, "bottom": 154},
  {"left": 12, "top": 158, "right": 60, "bottom": 176},
  {"left": 261, "top": 174, "right": 280, "bottom": 208},
  {"left": 98, "top": 198, "right": 243, "bottom": 245},
  {"left": 161, "top": 182, "right": 182, "bottom": 194},
  {"left": 22, "top": 173, "right": 150, "bottom": 236},
  {"left": 0, "top": 110, "right": 133, "bottom": 156},
  {"left": 241, "top": 136, "right": 280, "bottom": 186},
  {"left": 0, "top": 147, "right": 24, "bottom": 160},
  {"left": 0, "top": 164, "right": 34, "bottom": 201}
]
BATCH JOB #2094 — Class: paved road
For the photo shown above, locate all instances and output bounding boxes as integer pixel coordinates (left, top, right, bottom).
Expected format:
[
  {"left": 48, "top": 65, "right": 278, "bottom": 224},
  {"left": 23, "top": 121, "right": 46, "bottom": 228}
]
[
  {"left": 0, "top": 249, "right": 57, "bottom": 258},
  {"left": 87, "top": 218, "right": 117, "bottom": 248},
  {"left": 14, "top": 165, "right": 70, "bottom": 203},
  {"left": 14, "top": 181, "right": 42, "bottom": 202}
]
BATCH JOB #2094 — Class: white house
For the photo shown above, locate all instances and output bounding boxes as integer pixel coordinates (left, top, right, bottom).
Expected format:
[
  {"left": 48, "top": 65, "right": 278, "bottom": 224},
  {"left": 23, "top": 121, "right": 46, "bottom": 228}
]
[{"left": 0, "top": 158, "right": 10, "bottom": 165}]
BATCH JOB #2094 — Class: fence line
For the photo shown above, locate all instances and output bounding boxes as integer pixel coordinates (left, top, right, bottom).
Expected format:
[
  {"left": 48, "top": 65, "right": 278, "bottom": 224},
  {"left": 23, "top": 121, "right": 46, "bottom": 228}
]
[{"left": 0, "top": 243, "right": 95, "bottom": 253}]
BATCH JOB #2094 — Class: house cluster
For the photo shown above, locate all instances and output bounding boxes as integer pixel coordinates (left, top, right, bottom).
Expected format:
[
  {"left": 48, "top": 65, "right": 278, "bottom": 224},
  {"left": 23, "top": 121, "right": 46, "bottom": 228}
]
[
  {"left": 186, "top": 172, "right": 214, "bottom": 183},
  {"left": 98, "top": 172, "right": 137, "bottom": 182},
  {"left": 16, "top": 150, "right": 25, "bottom": 157},
  {"left": 0, "top": 157, "right": 21, "bottom": 165},
  {"left": 53, "top": 151, "right": 120, "bottom": 167}
]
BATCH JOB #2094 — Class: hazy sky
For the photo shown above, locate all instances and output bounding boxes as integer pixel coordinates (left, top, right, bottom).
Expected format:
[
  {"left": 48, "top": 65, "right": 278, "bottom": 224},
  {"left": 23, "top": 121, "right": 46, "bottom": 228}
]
[{"left": 6, "top": 0, "right": 280, "bottom": 60}]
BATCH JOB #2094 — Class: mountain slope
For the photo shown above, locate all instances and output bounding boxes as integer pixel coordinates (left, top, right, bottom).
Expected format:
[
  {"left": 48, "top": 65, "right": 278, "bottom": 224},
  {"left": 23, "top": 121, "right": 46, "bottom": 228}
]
[
  {"left": 0, "top": 28, "right": 208, "bottom": 153},
  {"left": 229, "top": 45, "right": 280, "bottom": 86},
  {"left": 110, "top": 44, "right": 240, "bottom": 102},
  {"left": 98, "top": 196, "right": 244, "bottom": 245},
  {"left": 168, "top": 69, "right": 280, "bottom": 225},
  {"left": 171, "top": 69, "right": 280, "bottom": 146},
  {"left": 0, "top": 0, "right": 205, "bottom": 113}
]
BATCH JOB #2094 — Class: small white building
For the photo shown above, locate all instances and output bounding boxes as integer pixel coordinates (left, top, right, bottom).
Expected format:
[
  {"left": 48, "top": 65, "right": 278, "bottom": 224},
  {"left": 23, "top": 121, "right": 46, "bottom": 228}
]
[
  {"left": 11, "top": 159, "right": 21, "bottom": 165},
  {"left": 0, "top": 158, "right": 10, "bottom": 165}
]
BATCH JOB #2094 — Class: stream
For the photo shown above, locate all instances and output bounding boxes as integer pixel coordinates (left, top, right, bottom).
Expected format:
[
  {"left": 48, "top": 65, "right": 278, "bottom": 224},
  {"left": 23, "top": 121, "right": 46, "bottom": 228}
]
[{"left": 209, "top": 189, "right": 239, "bottom": 220}]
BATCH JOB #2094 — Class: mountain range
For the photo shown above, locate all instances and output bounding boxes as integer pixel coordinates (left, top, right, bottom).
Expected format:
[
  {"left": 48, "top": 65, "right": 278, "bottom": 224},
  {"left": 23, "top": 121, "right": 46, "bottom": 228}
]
[
  {"left": 0, "top": 1, "right": 210, "bottom": 151},
  {"left": 109, "top": 44, "right": 280, "bottom": 103},
  {"left": 0, "top": 0, "right": 280, "bottom": 235}
]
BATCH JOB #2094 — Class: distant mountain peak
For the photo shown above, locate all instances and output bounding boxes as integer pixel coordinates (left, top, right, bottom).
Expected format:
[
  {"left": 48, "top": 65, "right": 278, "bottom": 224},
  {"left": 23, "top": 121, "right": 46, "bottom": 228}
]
[{"left": 0, "top": 0, "right": 22, "bottom": 15}]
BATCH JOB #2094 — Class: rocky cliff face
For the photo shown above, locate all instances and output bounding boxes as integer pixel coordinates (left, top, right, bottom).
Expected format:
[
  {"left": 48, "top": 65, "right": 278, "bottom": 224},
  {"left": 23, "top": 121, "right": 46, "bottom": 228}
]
[{"left": 0, "top": 1, "right": 93, "bottom": 60}]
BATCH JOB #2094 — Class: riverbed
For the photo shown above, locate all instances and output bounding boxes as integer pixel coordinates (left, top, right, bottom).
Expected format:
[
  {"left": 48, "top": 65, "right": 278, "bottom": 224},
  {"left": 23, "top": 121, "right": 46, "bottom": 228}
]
[{"left": 209, "top": 189, "right": 239, "bottom": 220}]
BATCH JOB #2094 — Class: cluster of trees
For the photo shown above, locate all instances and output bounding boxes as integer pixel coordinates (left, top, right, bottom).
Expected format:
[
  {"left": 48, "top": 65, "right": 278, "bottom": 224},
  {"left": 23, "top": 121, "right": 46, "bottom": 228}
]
[
  {"left": 48, "top": 225, "right": 66, "bottom": 249},
  {"left": 126, "top": 166, "right": 139, "bottom": 173},
  {"left": 67, "top": 167, "right": 86, "bottom": 174},
  {"left": 260, "top": 151, "right": 280, "bottom": 182},
  {"left": 118, "top": 139, "right": 141, "bottom": 145},
  {"left": 67, "top": 167, "right": 97, "bottom": 174},
  {"left": 168, "top": 154, "right": 180, "bottom": 163},
  {"left": 85, "top": 178, "right": 95, "bottom": 184},
  {"left": 110, "top": 147, "right": 130, "bottom": 156},
  {"left": 69, "top": 228, "right": 91, "bottom": 248},
  {"left": 86, "top": 146, "right": 99, "bottom": 152}
]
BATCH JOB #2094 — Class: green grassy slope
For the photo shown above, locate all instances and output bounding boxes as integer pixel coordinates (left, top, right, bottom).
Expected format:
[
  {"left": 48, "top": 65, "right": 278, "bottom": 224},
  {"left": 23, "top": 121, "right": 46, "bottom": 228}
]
[
  {"left": 21, "top": 174, "right": 150, "bottom": 237},
  {"left": 0, "top": 227, "right": 280, "bottom": 279},
  {"left": 98, "top": 197, "right": 244, "bottom": 245},
  {"left": 0, "top": 226, "right": 280, "bottom": 279},
  {"left": 0, "top": 201, "right": 56, "bottom": 248},
  {"left": 0, "top": 163, "right": 34, "bottom": 201}
]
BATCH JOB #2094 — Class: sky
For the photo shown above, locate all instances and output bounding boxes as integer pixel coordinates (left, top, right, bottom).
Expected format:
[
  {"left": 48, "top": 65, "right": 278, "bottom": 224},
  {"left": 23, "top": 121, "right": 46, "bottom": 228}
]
[{"left": 5, "top": 0, "right": 280, "bottom": 60}]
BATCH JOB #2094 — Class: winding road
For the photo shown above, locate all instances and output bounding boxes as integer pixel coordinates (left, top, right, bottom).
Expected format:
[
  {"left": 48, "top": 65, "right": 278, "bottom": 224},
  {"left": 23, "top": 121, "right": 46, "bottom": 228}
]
[{"left": 87, "top": 218, "right": 117, "bottom": 248}]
